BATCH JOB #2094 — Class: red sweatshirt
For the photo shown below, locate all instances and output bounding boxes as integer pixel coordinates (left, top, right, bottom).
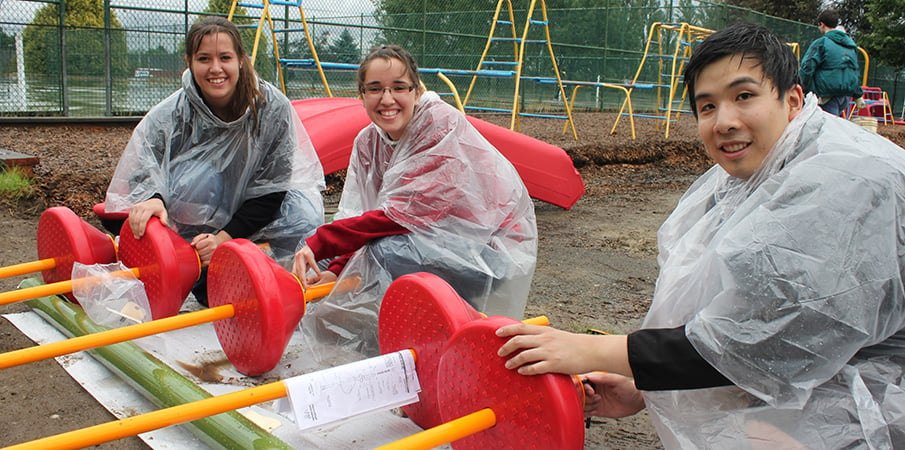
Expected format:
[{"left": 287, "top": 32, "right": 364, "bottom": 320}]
[{"left": 305, "top": 209, "right": 409, "bottom": 274}]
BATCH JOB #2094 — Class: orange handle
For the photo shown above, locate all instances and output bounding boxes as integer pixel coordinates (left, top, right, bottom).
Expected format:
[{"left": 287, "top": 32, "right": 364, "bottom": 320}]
[
  {"left": 304, "top": 281, "right": 335, "bottom": 301},
  {"left": 522, "top": 315, "right": 549, "bottom": 326}
]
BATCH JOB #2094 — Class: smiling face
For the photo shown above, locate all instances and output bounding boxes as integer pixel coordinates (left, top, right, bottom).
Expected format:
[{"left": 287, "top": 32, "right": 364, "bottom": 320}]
[
  {"left": 693, "top": 54, "right": 803, "bottom": 180},
  {"left": 189, "top": 32, "right": 240, "bottom": 119},
  {"left": 360, "top": 57, "right": 422, "bottom": 140}
]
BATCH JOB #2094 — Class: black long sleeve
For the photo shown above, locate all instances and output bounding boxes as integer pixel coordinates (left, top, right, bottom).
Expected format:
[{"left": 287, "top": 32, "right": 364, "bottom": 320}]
[
  {"left": 221, "top": 191, "right": 287, "bottom": 238},
  {"left": 628, "top": 325, "right": 732, "bottom": 391}
]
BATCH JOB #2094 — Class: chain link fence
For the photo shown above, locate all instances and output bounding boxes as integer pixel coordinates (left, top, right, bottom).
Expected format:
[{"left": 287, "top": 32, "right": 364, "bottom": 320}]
[{"left": 1, "top": 0, "right": 902, "bottom": 120}]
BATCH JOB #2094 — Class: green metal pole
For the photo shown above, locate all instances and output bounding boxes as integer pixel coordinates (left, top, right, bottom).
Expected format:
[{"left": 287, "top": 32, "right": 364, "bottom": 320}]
[{"left": 19, "top": 278, "right": 293, "bottom": 450}]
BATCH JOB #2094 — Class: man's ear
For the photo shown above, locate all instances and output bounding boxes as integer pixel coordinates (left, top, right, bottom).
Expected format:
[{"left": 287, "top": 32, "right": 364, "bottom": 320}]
[{"left": 786, "top": 85, "right": 805, "bottom": 120}]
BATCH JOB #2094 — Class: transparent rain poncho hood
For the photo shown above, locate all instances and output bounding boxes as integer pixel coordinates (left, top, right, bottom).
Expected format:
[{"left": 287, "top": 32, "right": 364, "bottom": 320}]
[
  {"left": 302, "top": 92, "right": 537, "bottom": 361},
  {"left": 643, "top": 95, "right": 905, "bottom": 448},
  {"left": 105, "top": 70, "right": 325, "bottom": 263}
]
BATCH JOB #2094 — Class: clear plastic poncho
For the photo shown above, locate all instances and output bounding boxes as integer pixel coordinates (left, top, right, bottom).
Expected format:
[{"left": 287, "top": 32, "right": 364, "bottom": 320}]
[
  {"left": 105, "top": 70, "right": 325, "bottom": 264},
  {"left": 642, "top": 95, "right": 905, "bottom": 448},
  {"left": 302, "top": 91, "right": 537, "bottom": 362}
]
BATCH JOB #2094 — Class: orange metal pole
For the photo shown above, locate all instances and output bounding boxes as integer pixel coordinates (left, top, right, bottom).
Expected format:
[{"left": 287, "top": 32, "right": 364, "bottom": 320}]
[
  {"left": 374, "top": 408, "right": 497, "bottom": 450},
  {"left": 6, "top": 347, "right": 416, "bottom": 450},
  {"left": 0, "top": 267, "right": 141, "bottom": 306},
  {"left": 4, "top": 381, "right": 290, "bottom": 450},
  {"left": 0, "top": 281, "right": 334, "bottom": 370},
  {"left": 0, "top": 258, "right": 57, "bottom": 280}
]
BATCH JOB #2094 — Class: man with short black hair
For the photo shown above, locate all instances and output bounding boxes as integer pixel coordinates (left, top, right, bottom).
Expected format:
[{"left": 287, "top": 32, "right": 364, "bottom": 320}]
[
  {"left": 799, "top": 9, "right": 863, "bottom": 116},
  {"left": 498, "top": 22, "right": 905, "bottom": 448}
]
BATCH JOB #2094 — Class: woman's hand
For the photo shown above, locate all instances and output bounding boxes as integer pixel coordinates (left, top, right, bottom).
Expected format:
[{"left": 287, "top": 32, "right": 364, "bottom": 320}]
[
  {"left": 292, "top": 245, "right": 320, "bottom": 289},
  {"left": 581, "top": 372, "right": 645, "bottom": 419},
  {"left": 128, "top": 198, "right": 168, "bottom": 239},
  {"left": 191, "top": 230, "right": 231, "bottom": 265},
  {"left": 307, "top": 270, "right": 337, "bottom": 288}
]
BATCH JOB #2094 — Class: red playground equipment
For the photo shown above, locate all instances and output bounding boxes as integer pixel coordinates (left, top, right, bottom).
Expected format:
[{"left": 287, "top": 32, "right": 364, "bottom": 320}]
[{"left": 849, "top": 86, "right": 897, "bottom": 125}]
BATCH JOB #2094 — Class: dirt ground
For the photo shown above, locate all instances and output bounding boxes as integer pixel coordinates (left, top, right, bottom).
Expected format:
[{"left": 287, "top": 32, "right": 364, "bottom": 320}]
[{"left": 1, "top": 111, "right": 903, "bottom": 449}]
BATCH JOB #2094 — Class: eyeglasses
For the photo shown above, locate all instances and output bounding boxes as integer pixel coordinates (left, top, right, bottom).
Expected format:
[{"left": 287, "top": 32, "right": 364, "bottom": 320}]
[{"left": 360, "top": 84, "right": 416, "bottom": 98}]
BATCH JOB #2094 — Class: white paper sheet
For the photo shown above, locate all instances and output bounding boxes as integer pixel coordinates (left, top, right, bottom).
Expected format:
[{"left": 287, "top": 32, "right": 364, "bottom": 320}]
[{"left": 285, "top": 349, "right": 421, "bottom": 431}]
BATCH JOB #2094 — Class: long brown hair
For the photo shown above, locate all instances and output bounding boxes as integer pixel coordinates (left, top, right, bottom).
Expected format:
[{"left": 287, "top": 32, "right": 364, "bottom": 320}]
[{"left": 185, "top": 16, "right": 262, "bottom": 123}]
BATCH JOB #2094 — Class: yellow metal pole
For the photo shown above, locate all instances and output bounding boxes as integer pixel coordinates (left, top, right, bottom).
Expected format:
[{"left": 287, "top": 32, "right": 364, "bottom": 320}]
[
  {"left": 857, "top": 46, "right": 870, "bottom": 86},
  {"left": 374, "top": 408, "right": 497, "bottom": 450},
  {"left": 510, "top": 0, "right": 540, "bottom": 132},
  {"left": 435, "top": 72, "right": 465, "bottom": 112},
  {"left": 249, "top": 2, "right": 269, "bottom": 65},
  {"left": 298, "top": 3, "right": 333, "bottom": 97},
  {"left": 538, "top": 0, "right": 577, "bottom": 140},
  {"left": 613, "top": 22, "right": 660, "bottom": 132},
  {"left": 263, "top": 2, "right": 286, "bottom": 94},
  {"left": 463, "top": 0, "right": 512, "bottom": 107}
]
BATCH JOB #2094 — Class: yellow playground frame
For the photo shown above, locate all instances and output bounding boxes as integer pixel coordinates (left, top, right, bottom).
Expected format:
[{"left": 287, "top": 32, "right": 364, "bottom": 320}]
[
  {"left": 227, "top": 0, "right": 333, "bottom": 97},
  {"left": 462, "top": 0, "right": 577, "bottom": 139}
]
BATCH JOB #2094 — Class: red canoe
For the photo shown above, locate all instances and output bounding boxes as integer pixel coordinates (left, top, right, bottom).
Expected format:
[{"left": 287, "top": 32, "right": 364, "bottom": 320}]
[{"left": 292, "top": 97, "right": 584, "bottom": 209}]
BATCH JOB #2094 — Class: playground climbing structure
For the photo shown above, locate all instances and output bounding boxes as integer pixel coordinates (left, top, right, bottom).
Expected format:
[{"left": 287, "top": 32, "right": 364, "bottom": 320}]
[
  {"left": 462, "top": 0, "right": 577, "bottom": 139},
  {"left": 615, "top": 22, "right": 712, "bottom": 138},
  {"left": 228, "top": 0, "right": 333, "bottom": 96}
]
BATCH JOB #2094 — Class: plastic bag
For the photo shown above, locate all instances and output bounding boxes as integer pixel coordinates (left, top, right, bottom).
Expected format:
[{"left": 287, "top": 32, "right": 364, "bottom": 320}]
[{"left": 71, "top": 261, "right": 151, "bottom": 328}]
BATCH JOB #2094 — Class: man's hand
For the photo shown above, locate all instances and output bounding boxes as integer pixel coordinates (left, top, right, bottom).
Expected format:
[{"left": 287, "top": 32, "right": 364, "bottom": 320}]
[
  {"left": 581, "top": 372, "right": 645, "bottom": 418},
  {"left": 190, "top": 231, "right": 231, "bottom": 265}
]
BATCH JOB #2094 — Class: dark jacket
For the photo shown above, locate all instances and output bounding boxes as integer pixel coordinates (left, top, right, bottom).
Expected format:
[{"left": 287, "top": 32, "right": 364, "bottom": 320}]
[{"left": 799, "top": 30, "right": 863, "bottom": 98}]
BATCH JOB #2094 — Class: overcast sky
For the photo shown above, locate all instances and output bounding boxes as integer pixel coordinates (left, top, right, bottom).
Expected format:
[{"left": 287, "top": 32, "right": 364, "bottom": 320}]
[{"left": 0, "top": 0, "right": 378, "bottom": 31}]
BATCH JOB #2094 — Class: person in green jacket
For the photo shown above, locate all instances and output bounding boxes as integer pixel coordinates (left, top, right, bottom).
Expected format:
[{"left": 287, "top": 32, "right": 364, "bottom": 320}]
[{"left": 799, "top": 9, "right": 863, "bottom": 116}]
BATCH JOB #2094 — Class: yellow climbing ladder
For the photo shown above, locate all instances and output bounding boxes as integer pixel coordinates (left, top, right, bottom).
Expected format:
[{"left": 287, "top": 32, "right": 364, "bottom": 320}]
[
  {"left": 463, "top": 0, "right": 576, "bottom": 139},
  {"left": 615, "top": 22, "right": 712, "bottom": 138},
  {"left": 227, "top": 0, "right": 332, "bottom": 96}
]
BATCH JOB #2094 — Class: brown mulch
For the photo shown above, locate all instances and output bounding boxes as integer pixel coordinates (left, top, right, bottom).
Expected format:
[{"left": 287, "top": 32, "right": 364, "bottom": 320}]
[{"left": 1, "top": 111, "right": 903, "bottom": 218}]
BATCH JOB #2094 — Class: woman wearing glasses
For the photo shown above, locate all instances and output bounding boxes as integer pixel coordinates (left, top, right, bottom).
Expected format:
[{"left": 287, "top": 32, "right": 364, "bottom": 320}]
[{"left": 293, "top": 44, "right": 537, "bottom": 359}]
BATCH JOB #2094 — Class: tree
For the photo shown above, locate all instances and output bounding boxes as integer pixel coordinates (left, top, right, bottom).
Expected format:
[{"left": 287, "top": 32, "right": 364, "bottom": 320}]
[
  {"left": 831, "top": 0, "right": 870, "bottom": 36},
  {"left": 721, "top": 0, "right": 822, "bottom": 24},
  {"left": 0, "top": 30, "right": 16, "bottom": 75},
  {"left": 22, "top": 0, "right": 129, "bottom": 78},
  {"left": 196, "top": 0, "right": 274, "bottom": 81},
  {"left": 546, "top": 0, "right": 669, "bottom": 81},
  {"left": 373, "top": 0, "right": 496, "bottom": 69},
  {"left": 326, "top": 29, "right": 361, "bottom": 64},
  {"left": 858, "top": 0, "right": 905, "bottom": 70}
]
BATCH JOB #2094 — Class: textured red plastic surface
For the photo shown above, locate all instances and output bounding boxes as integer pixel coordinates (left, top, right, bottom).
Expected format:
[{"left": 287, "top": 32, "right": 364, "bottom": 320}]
[
  {"left": 118, "top": 217, "right": 200, "bottom": 319},
  {"left": 291, "top": 96, "right": 584, "bottom": 209},
  {"left": 91, "top": 201, "right": 128, "bottom": 220},
  {"left": 208, "top": 239, "right": 306, "bottom": 376},
  {"left": 35, "top": 206, "right": 117, "bottom": 302},
  {"left": 291, "top": 96, "right": 371, "bottom": 175},
  {"left": 378, "top": 272, "right": 483, "bottom": 429},
  {"left": 437, "top": 316, "right": 585, "bottom": 449}
]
